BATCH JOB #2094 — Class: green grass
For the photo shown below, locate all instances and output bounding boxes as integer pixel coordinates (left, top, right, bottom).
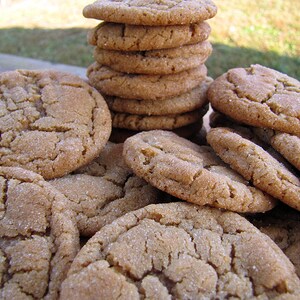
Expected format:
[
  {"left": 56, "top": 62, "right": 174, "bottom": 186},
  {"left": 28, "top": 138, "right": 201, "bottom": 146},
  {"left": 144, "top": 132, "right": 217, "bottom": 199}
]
[{"left": 0, "top": 0, "right": 299, "bottom": 79}]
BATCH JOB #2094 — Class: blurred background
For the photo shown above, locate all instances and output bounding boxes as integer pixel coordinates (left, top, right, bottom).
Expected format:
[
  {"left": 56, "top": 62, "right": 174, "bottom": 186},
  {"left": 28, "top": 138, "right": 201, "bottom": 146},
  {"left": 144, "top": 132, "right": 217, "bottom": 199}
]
[{"left": 0, "top": 0, "right": 299, "bottom": 79}]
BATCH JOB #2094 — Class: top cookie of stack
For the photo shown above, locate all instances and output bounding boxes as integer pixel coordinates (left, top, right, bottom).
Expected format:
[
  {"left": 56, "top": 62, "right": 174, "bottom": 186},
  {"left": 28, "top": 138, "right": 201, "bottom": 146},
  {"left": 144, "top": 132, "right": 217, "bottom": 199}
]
[{"left": 83, "top": 0, "right": 217, "bottom": 142}]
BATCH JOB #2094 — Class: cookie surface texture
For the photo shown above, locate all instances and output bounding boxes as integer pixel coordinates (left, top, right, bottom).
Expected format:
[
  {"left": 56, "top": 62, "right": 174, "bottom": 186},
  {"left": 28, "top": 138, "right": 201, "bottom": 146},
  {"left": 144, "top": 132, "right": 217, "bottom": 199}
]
[
  {"left": 50, "top": 142, "right": 161, "bottom": 237},
  {"left": 83, "top": 0, "right": 217, "bottom": 25},
  {"left": 207, "top": 127, "right": 300, "bottom": 211},
  {"left": 88, "top": 22, "right": 211, "bottom": 51},
  {"left": 0, "top": 69, "right": 112, "bottom": 179},
  {"left": 60, "top": 202, "right": 300, "bottom": 299},
  {"left": 87, "top": 63, "right": 207, "bottom": 101},
  {"left": 207, "top": 64, "right": 300, "bottom": 136},
  {"left": 105, "top": 77, "right": 211, "bottom": 115},
  {"left": 94, "top": 41, "right": 212, "bottom": 75},
  {"left": 0, "top": 166, "right": 79, "bottom": 300},
  {"left": 123, "top": 130, "right": 276, "bottom": 213}
]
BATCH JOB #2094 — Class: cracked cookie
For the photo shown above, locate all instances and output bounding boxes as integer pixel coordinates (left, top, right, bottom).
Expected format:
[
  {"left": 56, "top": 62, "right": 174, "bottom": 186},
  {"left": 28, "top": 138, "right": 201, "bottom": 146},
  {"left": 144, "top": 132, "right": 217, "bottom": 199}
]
[
  {"left": 253, "top": 128, "right": 300, "bottom": 171},
  {"left": 248, "top": 204, "right": 300, "bottom": 279},
  {"left": 93, "top": 41, "right": 212, "bottom": 75},
  {"left": 87, "top": 62, "right": 207, "bottom": 101},
  {"left": 207, "top": 127, "right": 300, "bottom": 211},
  {"left": 123, "top": 130, "right": 276, "bottom": 213},
  {"left": 207, "top": 64, "right": 300, "bottom": 136},
  {"left": 105, "top": 77, "right": 211, "bottom": 115},
  {"left": 0, "top": 166, "right": 79, "bottom": 300},
  {"left": 0, "top": 69, "right": 112, "bottom": 179},
  {"left": 60, "top": 202, "right": 300, "bottom": 299},
  {"left": 50, "top": 142, "right": 161, "bottom": 237},
  {"left": 87, "top": 21, "right": 211, "bottom": 51},
  {"left": 111, "top": 106, "right": 208, "bottom": 131},
  {"left": 83, "top": 0, "right": 217, "bottom": 26}
]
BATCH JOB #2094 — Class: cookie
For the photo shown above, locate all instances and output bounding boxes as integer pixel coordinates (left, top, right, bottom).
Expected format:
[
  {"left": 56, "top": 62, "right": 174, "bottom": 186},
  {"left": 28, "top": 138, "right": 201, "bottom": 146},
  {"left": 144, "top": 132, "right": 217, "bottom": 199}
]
[
  {"left": 0, "top": 69, "right": 112, "bottom": 179},
  {"left": 207, "top": 64, "right": 300, "bottom": 136},
  {"left": 109, "top": 122, "right": 203, "bottom": 143},
  {"left": 87, "top": 62, "right": 207, "bottom": 101},
  {"left": 105, "top": 77, "right": 212, "bottom": 115},
  {"left": 123, "top": 130, "right": 276, "bottom": 213},
  {"left": 88, "top": 21, "right": 211, "bottom": 51},
  {"left": 0, "top": 166, "right": 79, "bottom": 300},
  {"left": 94, "top": 41, "right": 212, "bottom": 75},
  {"left": 50, "top": 142, "right": 161, "bottom": 237},
  {"left": 248, "top": 204, "right": 300, "bottom": 278},
  {"left": 254, "top": 128, "right": 300, "bottom": 171},
  {"left": 207, "top": 127, "right": 300, "bottom": 211},
  {"left": 83, "top": 0, "right": 217, "bottom": 26},
  {"left": 60, "top": 202, "right": 300, "bottom": 299},
  {"left": 111, "top": 106, "right": 208, "bottom": 131}
]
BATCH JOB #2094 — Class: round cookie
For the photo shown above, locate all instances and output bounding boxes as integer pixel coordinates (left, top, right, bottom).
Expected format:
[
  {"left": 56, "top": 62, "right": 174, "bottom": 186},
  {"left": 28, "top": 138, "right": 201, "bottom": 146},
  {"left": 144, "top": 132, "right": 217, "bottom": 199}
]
[
  {"left": 207, "top": 64, "right": 300, "bottom": 136},
  {"left": 111, "top": 106, "right": 208, "bottom": 131},
  {"left": 109, "top": 121, "right": 203, "bottom": 143},
  {"left": 88, "top": 21, "right": 211, "bottom": 51},
  {"left": 60, "top": 202, "right": 300, "bottom": 299},
  {"left": 253, "top": 128, "right": 300, "bottom": 171},
  {"left": 207, "top": 127, "right": 300, "bottom": 211},
  {"left": 50, "top": 142, "right": 162, "bottom": 237},
  {"left": 123, "top": 130, "right": 277, "bottom": 213},
  {"left": 94, "top": 41, "right": 212, "bottom": 75},
  {"left": 105, "top": 77, "right": 212, "bottom": 115},
  {"left": 248, "top": 204, "right": 300, "bottom": 278},
  {"left": 0, "top": 166, "right": 79, "bottom": 300},
  {"left": 87, "top": 63, "right": 207, "bottom": 101},
  {"left": 0, "top": 69, "right": 112, "bottom": 179},
  {"left": 83, "top": 0, "right": 217, "bottom": 26}
]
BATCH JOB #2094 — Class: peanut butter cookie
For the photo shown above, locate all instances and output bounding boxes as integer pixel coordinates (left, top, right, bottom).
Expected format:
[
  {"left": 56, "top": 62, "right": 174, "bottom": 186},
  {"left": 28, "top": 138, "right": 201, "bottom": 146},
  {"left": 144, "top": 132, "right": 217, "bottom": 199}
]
[
  {"left": 94, "top": 41, "right": 212, "bottom": 75},
  {"left": 87, "top": 63, "right": 207, "bottom": 101},
  {"left": 105, "top": 77, "right": 211, "bottom": 115},
  {"left": 123, "top": 130, "right": 276, "bottom": 213},
  {"left": 60, "top": 202, "right": 300, "bottom": 299},
  {"left": 207, "top": 64, "right": 300, "bottom": 136},
  {"left": 83, "top": 0, "right": 217, "bottom": 26},
  {"left": 50, "top": 142, "right": 161, "bottom": 237},
  {"left": 0, "top": 166, "right": 79, "bottom": 300},
  {"left": 0, "top": 69, "right": 112, "bottom": 179},
  {"left": 207, "top": 127, "right": 300, "bottom": 210},
  {"left": 88, "top": 21, "right": 211, "bottom": 51}
]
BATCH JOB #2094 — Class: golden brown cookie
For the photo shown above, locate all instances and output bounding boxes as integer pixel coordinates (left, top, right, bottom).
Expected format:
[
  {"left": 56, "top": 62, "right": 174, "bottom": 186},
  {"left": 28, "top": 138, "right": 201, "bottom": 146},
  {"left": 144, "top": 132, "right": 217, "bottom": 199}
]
[
  {"left": 254, "top": 128, "right": 300, "bottom": 171},
  {"left": 94, "top": 41, "right": 212, "bottom": 75},
  {"left": 105, "top": 77, "right": 212, "bottom": 115},
  {"left": 0, "top": 166, "right": 79, "bottom": 300},
  {"left": 207, "top": 127, "right": 300, "bottom": 211},
  {"left": 123, "top": 130, "right": 276, "bottom": 213},
  {"left": 207, "top": 64, "right": 300, "bottom": 136},
  {"left": 83, "top": 0, "right": 217, "bottom": 26},
  {"left": 88, "top": 21, "right": 211, "bottom": 51},
  {"left": 109, "top": 122, "right": 203, "bottom": 143},
  {"left": 111, "top": 106, "right": 208, "bottom": 131},
  {"left": 60, "top": 202, "right": 300, "bottom": 299},
  {"left": 0, "top": 69, "right": 112, "bottom": 179},
  {"left": 50, "top": 142, "right": 161, "bottom": 237},
  {"left": 87, "top": 62, "right": 207, "bottom": 101},
  {"left": 248, "top": 204, "right": 300, "bottom": 278}
]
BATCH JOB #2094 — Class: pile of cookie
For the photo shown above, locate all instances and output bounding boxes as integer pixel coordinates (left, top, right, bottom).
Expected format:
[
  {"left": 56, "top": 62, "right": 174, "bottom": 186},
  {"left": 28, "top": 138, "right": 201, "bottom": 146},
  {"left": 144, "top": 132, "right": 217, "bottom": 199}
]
[
  {"left": 1, "top": 1, "right": 300, "bottom": 300},
  {"left": 83, "top": 0, "right": 218, "bottom": 142},
  {"left": 1, "top": 63, "right": 299, "bottom": 299}
]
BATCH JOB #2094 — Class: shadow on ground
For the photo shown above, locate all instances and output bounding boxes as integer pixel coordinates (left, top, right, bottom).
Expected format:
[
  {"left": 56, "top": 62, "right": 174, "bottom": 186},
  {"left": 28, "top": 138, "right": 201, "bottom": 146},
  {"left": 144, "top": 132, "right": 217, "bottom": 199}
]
[{"left": 0, "top": 28, "right": 299, "bottom": 79}]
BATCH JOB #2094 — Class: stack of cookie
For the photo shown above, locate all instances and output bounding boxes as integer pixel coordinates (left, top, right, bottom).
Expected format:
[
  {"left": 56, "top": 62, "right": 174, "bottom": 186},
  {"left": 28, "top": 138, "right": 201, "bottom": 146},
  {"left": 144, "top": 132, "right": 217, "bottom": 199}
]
[{"left": 83, "top": 0, "right": 218, "bottom": 141}]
